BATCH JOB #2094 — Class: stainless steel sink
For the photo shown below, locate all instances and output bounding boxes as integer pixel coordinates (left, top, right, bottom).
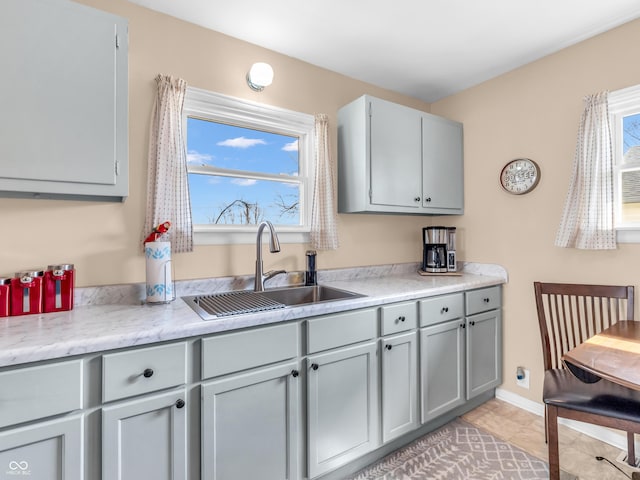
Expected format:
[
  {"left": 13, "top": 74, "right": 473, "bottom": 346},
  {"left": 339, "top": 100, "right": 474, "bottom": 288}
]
[
  {"left": 260, "top": 285, "right": 364, "bottom": 307},
  {"left": 183, "top": 285, "right": 364, "bottom": 320}
]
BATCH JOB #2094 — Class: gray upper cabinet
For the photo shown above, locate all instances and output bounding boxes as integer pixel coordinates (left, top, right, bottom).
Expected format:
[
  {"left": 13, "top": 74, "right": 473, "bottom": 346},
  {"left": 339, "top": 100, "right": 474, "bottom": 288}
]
[
  {"left": 337, "top": 95, "right": 463, "bottom": 215},
  {"left": 0, "top": 0, "right": 128, "bottom": 201},
  {"left": 422, "top": 113, "right": 464, "bottom": 211},
  {"left": 369, "top": 99, "right": 423, "bottom": 209}
]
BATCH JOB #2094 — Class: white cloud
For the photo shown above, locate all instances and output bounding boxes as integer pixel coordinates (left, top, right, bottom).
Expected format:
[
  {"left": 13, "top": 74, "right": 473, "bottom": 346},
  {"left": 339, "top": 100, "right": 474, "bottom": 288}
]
[
  {"left": 187, "top": 150, "right": 213, "bottom": 165},
  {"left": 282, "top": 140, "right": 298, "bottom": 152},
  {"left": 231, "top": 178, "right": 257, "bottom": 186},
  {"left": 217, "top": 137, "right": 266, "bottom": 148}
]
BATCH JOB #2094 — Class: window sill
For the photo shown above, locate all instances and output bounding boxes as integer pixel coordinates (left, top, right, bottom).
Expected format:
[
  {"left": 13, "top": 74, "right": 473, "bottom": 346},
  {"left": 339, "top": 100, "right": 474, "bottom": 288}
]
[
  {"left": 616, "top": 229, "right": 640, "bottom": 243},
  {"left": 194, "top": 229, "right": 310, "bottom": 245}
]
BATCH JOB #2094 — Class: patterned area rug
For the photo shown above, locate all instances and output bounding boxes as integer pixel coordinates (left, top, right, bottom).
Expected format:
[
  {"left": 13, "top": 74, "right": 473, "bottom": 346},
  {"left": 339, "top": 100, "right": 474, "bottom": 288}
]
[{"left": 346, "top": 419, "right": 577, "bottom": 480}]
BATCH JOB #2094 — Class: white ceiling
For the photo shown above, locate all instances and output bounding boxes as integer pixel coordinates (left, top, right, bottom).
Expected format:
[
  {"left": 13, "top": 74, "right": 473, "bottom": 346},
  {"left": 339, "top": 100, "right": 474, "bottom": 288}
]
[{"left": 127, "top": 0, "right": 640, "bottom": 103}]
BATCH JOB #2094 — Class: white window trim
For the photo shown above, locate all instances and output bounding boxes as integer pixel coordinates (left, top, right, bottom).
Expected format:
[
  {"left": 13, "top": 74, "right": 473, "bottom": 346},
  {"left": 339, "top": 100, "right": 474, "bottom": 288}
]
[
  {"left": 183, "top": 87, "right": 315, "bottom": 245},
  {"left": 609, "top": 84, "right": 640, "bottom": 243}
]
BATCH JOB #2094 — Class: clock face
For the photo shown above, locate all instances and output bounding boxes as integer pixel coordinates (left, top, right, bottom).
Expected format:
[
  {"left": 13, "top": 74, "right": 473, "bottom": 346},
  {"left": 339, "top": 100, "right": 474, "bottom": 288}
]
[{"left": 500, "top": 158, "right": 540, "bottom": 195}]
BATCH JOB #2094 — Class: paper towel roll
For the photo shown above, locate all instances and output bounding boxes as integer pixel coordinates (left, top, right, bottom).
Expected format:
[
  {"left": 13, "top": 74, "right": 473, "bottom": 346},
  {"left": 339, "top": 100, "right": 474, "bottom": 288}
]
[{"left": 145, "top": 241, "right": 174, "bottom": 303}]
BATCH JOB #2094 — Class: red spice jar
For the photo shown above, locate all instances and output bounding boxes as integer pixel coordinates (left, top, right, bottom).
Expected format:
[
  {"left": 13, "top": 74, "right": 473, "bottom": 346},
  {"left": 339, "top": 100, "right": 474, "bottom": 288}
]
[
  {"left": 11, "top": 270, "right": 44, "bottom": 316},
  {"left": 43, "top": 264, "right": 75, "bottom": 313},
  {"left": 0, "top": 278, "right": 10, "bottom": 317}
]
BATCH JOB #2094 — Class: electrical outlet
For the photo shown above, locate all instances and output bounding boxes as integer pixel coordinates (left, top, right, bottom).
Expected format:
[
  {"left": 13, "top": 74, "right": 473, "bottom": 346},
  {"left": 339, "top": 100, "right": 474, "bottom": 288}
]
[{"left": 516, "top": 368, "right": 530, "bottom": 389}]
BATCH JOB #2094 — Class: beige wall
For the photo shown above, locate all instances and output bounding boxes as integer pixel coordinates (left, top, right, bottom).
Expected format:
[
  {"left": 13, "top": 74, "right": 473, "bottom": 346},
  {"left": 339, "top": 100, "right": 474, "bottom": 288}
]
[
  {"left": 5, "top": 0, "right": 640, "bottom": 404},
  {"left": 1, "top": 0, "right": 431, "bottom": 287},
  {"left": 432, "top": 18, "right": 640, "bottom": 403}
]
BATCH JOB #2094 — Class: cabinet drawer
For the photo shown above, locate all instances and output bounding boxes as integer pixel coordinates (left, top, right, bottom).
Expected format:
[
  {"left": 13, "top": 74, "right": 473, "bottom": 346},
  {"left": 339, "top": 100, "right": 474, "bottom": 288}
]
[
  {"left": 102, "top": 342, "right": 187, "bottom": 403},
  {"left": 202, "top": 322, "right": 299, "bottom": 380},
  {"left": 0, "top": 359, "right": 83, "bottom": 428},
  {"left": 419, "top": 293, "right": 464, "bottom": 327},
  {"left": 380, "top": 301, "right": 417, "bottom": 335},
  {"left": 466, "top": 286, "right": 502, "bottom": 315},
  {"left": 307, "top": 308, "right": 377, "bottom": 354}
]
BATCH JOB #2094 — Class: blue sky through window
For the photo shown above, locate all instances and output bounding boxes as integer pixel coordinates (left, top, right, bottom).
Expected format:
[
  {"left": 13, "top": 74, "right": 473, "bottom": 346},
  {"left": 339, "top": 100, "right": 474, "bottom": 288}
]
[
  {"left": 623, "top": 112, "right": 640, "bottom": 156},
  {"left": 187, "top": 117, "right": 301, "bottom": 225}
]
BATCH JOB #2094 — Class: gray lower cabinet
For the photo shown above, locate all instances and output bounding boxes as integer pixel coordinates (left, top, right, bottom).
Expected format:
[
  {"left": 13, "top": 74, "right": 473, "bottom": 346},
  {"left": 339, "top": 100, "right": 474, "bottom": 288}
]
[
  {"left": 0, "top": 284, "right": 503, "bottom": 480},
  {"left": 465, "top": 286, "right": 502, "bottom": 400},
  {"left": 420, "top": 319, "right": 465, "bottom": 423},
  {"left": 201, "top": 361, "right": 301, "bottom": 480},
  {"left": 102, "top": 389, "right": 188, "bottom": 480},
  {"left": 0, "top": 415, "right": 83, "bottom": 480},
  {"left": 466, "top": 310, "right": 502, "bottom": 399},
  {"left": 307, "top": 341, "right": 379, "bottom": 478},
  {"left": 381, "top": 331, "right": 419, "bottom": 443}
]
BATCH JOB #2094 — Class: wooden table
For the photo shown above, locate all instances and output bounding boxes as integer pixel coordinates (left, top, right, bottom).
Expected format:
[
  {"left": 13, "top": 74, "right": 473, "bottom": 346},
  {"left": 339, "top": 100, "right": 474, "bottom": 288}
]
[{"left": 563, "top": 320, "right": 640, "bottom": 391}]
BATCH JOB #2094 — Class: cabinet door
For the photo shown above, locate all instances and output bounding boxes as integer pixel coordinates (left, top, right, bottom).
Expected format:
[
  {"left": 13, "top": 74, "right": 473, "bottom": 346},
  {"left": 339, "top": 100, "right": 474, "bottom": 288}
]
[
  {"left": 381, "top": 332, "right": 418, "bottom": 443},
  {"left": 466, "top": 310, "right": 502, "bottom": 399},
  {"left": 421, "top": 114, "right": 464, "bottom": 212},
  {"left": 0, "top": 0, "right": 128, "bottom": 200},
  {"left": 420, "top": 319, "right": 465, "bottom": 423},
  {"left": 102, "top": 389, "right": 187, "bottom": 480},
  {"left": 0, "top": 415, "right": 83, "bottom": 480},
  {"left": 201, "top": 362, "right": 300, "bottom": 480},
  {"left": 307, "top": 342, "right": 379, "bottom": 478},
  {"left": 369, "top": 98, "right": 423, "bottom": 208}
]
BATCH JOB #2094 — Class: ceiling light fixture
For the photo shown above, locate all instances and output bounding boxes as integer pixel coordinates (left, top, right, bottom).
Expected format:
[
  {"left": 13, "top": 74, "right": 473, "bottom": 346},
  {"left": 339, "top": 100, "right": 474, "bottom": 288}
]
[{"left": 246, "top": 62, "right": 274, "bottom": 92}]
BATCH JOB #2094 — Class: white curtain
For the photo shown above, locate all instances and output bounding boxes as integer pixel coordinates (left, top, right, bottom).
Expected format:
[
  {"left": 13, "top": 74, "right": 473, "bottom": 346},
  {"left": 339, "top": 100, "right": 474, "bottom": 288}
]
[
  {"left": 310, "top": 114, "right": 339, "bottom": 250},
  {"left": 555, "top": 92, "right": 616, "bottom": 249},
  {"left": 143, "top": 75, "right": 193, "bottom": 253}
]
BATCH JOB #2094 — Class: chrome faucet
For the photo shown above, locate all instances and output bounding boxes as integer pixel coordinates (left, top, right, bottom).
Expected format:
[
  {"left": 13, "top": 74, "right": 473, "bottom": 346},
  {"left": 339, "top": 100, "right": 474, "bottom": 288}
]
[{"left": 254, "top": 221, "right": 285, "bottom": 292}]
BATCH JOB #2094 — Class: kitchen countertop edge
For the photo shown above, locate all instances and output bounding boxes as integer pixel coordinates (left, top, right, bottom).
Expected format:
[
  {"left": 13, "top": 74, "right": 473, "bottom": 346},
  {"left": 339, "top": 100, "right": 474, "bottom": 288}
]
[{"left": 0, "top": 264, "right": 506, "bottom": 368}]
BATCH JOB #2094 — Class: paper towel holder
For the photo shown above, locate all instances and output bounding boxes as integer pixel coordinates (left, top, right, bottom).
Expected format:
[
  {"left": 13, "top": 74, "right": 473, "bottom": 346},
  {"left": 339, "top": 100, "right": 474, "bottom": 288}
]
[{"left": 144, "top": 241, "right": 176, "bottom": 304}]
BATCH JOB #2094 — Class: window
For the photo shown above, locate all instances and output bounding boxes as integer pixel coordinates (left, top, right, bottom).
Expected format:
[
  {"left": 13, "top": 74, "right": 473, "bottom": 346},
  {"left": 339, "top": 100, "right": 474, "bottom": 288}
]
[
  {"left": 610, "top": 84, "right": 640, "bottom": 242},
  {"left": 183, "top": 87, "right": 315, "bottom": 244}
]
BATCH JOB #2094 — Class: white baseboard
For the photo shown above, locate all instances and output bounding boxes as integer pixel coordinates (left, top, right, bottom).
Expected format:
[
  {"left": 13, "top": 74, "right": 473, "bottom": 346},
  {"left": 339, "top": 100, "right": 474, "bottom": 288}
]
[{"left": 495, "top": 387, "right": 633, "bottom": 452}]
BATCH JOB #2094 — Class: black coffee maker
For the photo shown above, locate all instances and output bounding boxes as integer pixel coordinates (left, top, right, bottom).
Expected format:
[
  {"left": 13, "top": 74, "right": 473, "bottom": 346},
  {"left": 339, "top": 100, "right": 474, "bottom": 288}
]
[{"left": 422, "top": 227, "right": 456, "bottom": 273}]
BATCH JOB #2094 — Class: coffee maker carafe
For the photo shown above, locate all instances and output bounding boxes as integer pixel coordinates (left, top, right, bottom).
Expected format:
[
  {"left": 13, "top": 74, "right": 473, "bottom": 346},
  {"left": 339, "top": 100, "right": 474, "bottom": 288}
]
[{"left": 422, "top": 226, "right": 457, "bottom": 273}]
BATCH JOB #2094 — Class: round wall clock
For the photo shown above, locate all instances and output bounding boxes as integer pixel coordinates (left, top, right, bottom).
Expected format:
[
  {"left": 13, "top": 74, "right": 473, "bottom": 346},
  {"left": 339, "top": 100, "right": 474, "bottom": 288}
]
[{"left": 500, "top": 158, "right": 541, "bottom": 195}]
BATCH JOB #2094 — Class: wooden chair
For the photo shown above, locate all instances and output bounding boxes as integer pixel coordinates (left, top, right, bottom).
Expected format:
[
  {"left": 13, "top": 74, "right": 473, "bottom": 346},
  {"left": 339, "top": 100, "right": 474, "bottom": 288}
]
[{"left": 534, "top": 282, "right": 640, "bottom": 480}]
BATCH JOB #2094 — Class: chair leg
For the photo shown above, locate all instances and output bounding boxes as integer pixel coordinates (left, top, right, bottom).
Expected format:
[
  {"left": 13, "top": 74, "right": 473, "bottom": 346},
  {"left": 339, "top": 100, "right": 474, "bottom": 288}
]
[
  {"left": 544, "top": 403, "right": 548, "bottom": 444},
  {"left": 628, "top": 432, "right": 636, "bottom": 467},
  {"left": 547, "top": 405, "right": 560, "bottom": 480}
]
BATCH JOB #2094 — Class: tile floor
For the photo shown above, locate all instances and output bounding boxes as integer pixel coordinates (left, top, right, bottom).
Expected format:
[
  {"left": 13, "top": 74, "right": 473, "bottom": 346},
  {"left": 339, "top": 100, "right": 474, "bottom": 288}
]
[{"left": 462, "top": 398, "right": 637, "bottom": 480}]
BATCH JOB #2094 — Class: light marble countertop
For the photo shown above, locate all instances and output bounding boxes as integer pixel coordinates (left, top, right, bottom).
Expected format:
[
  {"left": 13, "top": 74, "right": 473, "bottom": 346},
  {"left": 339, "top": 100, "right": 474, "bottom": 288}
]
[{"left": 0, "top": 262, "right": 507, "bottom": 368}]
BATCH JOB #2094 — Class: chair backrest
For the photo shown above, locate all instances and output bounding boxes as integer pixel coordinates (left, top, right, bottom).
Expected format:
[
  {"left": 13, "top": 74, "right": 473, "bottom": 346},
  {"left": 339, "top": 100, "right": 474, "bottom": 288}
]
[{"left": 534, "top": 282, "right": 635, "bottom": 371}]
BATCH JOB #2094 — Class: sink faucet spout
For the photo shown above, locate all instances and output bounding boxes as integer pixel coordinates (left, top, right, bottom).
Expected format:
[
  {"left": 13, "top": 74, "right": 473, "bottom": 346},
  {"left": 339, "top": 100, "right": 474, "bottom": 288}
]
[{"left": 255, "top": 221, "right": 281, "bottom": 292}]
